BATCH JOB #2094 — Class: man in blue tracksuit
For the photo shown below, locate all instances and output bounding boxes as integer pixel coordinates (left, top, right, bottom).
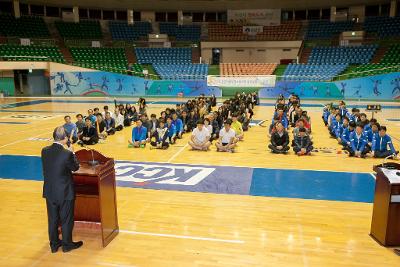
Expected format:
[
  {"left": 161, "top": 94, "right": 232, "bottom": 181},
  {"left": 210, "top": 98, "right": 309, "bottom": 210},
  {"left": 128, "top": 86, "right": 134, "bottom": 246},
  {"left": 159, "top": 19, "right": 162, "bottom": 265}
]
[
  {"left": 371, "top": 126, "right": 398, "bottom": 158},
  {"left": 166, "top": 117, "right": 177, "bottom": 144},
  {"left": 340, "top": 121, "right": 356, "bottom": 149},
  {"left": 363, "top": 118, "right": 377, "bottom": 133},
  {"left": 129, "top": 120, "right": 147, "bottom": 148},
  {"left": 330, "top": 114, "right": 342, "bottom": 138},
  {"left": 172, "top": 112, "right": 184, "bottom": 139},
  {"left": 364, "top": 122, "right": 379, "bottom": 151},
  {"left": 336, "top": 117, "right": 349, "bottom": 144},
  {"left": 347, "top": 124, "right": 368, "bottom": 157},
  {"left": 322, "top": 105, "right": 330, "bottom": 126}
]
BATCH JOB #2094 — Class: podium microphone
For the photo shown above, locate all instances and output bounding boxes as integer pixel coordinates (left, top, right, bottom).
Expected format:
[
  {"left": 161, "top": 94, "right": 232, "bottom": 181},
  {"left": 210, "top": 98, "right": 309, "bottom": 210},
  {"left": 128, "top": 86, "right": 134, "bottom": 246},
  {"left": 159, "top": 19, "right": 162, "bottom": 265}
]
[{"left": 79, "top": 142, "right": 99, "bottom": 166}]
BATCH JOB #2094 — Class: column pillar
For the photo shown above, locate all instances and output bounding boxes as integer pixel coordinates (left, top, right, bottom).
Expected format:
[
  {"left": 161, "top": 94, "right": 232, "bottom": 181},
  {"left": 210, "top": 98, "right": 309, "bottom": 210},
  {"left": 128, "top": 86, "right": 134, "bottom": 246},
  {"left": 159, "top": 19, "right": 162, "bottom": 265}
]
[
  {"left": 178, "top": 10, "right": 183, "bottom": 25},
  {"left": 127, "top": 9, "right": 134, "bottom": 25},
  {"left": 13, "top": 0, "right": 20, "bottom": 18},
  {"left": 330, "top": 6, "right": 336, "bottom": 22},
  {"left": 390, "top": 0, "right": 397, "bottom": 17},
  {"left": 72, "top": 6, "right": 79, "bottom": 23}
]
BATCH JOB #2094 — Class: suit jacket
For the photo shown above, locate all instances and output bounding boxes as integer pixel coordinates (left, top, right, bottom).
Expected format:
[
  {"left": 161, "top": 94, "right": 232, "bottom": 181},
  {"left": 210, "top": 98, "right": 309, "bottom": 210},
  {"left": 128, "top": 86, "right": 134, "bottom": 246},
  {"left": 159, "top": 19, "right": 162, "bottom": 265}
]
[{"left": 41, "top": 143, "right": 80, "bottom": 202}]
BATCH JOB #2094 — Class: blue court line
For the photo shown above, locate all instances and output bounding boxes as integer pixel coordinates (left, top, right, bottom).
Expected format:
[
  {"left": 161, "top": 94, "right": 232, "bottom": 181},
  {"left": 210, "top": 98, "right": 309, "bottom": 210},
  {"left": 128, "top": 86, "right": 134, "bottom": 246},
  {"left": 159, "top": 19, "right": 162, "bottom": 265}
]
[
  {"left": 0, "top": 154, "right": 375, "bottom": 203},
  {"left": 0, "top": 121, "right": 30, "bottom": 124},
  {"left": 0, "top": 100, "right": 49, "bottom": 109}
]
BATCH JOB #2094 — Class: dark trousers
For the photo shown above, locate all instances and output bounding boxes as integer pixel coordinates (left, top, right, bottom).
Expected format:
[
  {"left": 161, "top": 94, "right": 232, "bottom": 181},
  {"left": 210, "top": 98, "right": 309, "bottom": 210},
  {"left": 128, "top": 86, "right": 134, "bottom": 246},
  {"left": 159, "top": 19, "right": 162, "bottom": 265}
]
[
  {"left": 268, "top": 144, "right": 290, "bottom": 153},
  {"left": 293, "top": 145, "right": 313, "bottom": 153},
  {"left": 374, "top": 150, "right": 394, "bottom": 158},
  {"left": 46, "top": 199, "right": 75, "bottom": 248},
  {"left": 151, "top": 141, "right": 169, "bottom": 149},
  {"left": 115, "top": 125, "right": 123, "bottom": 131},
  {"left": 106, "top": 128, "right": 115, "bottom": 135}
]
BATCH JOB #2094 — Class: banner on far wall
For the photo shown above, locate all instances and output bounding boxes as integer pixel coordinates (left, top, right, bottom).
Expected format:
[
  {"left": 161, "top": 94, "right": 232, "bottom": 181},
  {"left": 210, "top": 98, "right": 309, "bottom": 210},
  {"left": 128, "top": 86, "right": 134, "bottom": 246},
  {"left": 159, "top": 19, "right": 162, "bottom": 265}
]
[
  {"left": 207, "top": 75, "right": 276, "bottom": 88},
  {"left": 50, "top": 71, "right": 222, "bottom": 97},
  {"left": 242, "top": 26, "right": 264, "bottom": 35},
  {"left": 227, "top": 9, "right": 281, "bottom": 26},
  {"left": 258, "top": 72, "right": 400, "bottom": 100}
]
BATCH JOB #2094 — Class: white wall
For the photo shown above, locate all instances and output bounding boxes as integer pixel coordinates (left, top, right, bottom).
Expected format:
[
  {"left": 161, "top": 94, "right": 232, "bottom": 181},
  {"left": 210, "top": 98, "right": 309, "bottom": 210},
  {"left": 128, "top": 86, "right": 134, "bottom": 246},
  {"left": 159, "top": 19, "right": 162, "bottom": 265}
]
[{"left": 201, "top": 41, "right": 301, "bottom": 64}]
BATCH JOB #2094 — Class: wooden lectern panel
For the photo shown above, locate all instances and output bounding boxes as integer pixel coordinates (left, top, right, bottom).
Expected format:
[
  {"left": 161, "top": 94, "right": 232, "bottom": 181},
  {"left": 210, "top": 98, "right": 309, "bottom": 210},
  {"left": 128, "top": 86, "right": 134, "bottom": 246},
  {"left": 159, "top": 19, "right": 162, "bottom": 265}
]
[{"left": 73, "top": 149, "right": 119, "bottom": 247}]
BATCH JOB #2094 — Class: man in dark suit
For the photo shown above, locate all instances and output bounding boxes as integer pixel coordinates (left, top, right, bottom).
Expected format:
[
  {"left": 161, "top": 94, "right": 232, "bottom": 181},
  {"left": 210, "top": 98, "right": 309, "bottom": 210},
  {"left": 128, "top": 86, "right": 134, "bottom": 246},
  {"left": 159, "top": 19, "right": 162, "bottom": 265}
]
[{"left": 41, "top": 126, "right": 83, "bottom": 253}]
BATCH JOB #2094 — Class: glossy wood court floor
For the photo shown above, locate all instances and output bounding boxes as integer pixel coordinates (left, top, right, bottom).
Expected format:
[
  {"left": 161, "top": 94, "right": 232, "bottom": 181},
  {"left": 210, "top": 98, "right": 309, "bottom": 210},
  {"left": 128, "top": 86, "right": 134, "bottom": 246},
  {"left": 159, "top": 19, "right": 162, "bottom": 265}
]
[{"left": 0, "top": 97, "right": 399, "bottom": 267}]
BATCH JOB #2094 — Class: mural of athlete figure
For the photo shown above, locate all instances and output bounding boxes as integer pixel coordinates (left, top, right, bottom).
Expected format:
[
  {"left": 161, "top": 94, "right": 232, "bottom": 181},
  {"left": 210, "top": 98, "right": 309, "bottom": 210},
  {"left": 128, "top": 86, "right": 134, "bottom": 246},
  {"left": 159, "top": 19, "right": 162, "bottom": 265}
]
[
  {"left": 131, "top": 84, "right": 137, "bottom": 94},
  {"left": 299, "top": 87, "right": 305, "bottom": 96},
  {"left": 54, "top": 83, "right": 64, "bottom": 93},
  {"left": 56, "top": 72, "right": 65, "bottom": 83},
  {"left": 325, "top": 85, "right": 331, "bottom": 97},
  {"left": 371, "top": 79, "right": 382, "bottom": 96},
  {"left": 168, "top": 84, "right": 174, "bottom": 93},
  {"left": 75, "top": 72, "right": 84, "bottom": 85},
  {"left": 340, "top": 82, "right": 347, "bottom": 96},
  {"left": 391, "top": 77, "right": 400, "bottom": 95},
  {"left": 352, "top": 85, "right": 362, "bottom": 97},
  {"left": 116, "top": 78, "right": 124, "bottom": 92},
  {"left": 144, "top": 81, "right": 149, "bottom": 92},
  {"left": 64, "top": 81, "right": 74, "bottom": 95},
  {"left": 156, "top": 85, "right": 162, "bottom": 94},
  {"left": 312, "top": 86, "right": 319, "bottom": 96},
  {"left": 189, "top": 82, "right": 202, "bottom": 94},
  {"left": 101, "top": 76, "right": 110, "bottom": 91}
]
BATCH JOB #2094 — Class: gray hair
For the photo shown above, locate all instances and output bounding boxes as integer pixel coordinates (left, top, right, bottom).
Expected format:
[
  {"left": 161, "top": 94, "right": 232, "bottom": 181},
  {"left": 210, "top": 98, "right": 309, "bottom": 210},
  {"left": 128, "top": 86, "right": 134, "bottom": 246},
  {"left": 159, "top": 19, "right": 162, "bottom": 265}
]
[{"left": 53, "top": 126, "right": 67, "bottom": 141}]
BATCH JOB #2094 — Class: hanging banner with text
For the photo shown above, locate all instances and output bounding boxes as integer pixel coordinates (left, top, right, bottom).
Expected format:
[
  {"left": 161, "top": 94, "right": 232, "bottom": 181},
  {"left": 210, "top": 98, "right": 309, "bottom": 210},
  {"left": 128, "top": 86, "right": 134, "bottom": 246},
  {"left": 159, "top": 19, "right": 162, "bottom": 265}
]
[
  {"left": 242, "top": 26, "right": 264, "bottom": 35},
  {"left": 228, "top": 9, "right": 281, "bottom": 26},
  {"left": 207, "top": 75, "right": 276, "bottom": 87}
]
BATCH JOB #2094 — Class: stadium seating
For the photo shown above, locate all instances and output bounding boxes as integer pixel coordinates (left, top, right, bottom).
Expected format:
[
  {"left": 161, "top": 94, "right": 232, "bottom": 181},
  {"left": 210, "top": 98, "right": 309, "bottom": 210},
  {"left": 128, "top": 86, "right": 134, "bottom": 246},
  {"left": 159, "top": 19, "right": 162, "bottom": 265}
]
[
  {"left": 364, "top": 16, "right": 400, "bottom": 38},
  {"left": 55, "top": 20, "right": 102, "bottom": 39},
  {"left": 208, "top": 23, "right": 247, "bottom": 41},
  {"left": 135, "top": 48, "right": 192, "bottom": 64},
  {"left": 381, "top": 44, "right": 400, "bottom": 64},
  {"left": 346, "top": 63, "right": 400, "bottom": 79},
  {"left": 70, "top": 47, "right": 127, "bottom": 73},
  {"left": 109, "top": 21, "right": 152, "bottom": 41},
  {"left": 0, "top": 14, "right": 49, "bottom": 38},
  {"left": 220, "top": 63, "right": 278, "bottom": 75},
  {"left": 153, "top": 64, "right": 208, "bottom": 80},
  {"left": 255, "top": 22, "right": 301, "bottom": 41},
  {"left": 306, "top": 20, "right": 354, "bottom": 39},
  {"left": 160, "top": 23, "right": 201, "bottom": 41},
  {"left": 0, "top": 44, "right": 64, "bottom": 62},
  {"left": 307, "top": 45, "right": 378, "bottom": 64},
  {"left": 283, "top": 63, "right": 348, "bottom": 81}
]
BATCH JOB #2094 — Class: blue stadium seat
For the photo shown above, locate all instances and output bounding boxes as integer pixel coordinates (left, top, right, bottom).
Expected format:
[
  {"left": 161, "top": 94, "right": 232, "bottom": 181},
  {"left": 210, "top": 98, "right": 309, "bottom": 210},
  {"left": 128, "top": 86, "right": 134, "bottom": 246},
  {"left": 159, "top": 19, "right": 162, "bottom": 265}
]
[
  {"left": 307, "top": 45, "right": 377, "bottom": 65},
  {"left": 283, "top": 63, "right": 348, "bottom": 81},
  {"left": 159, "top": 23, "right": 201, "bottom": 41},
  {"left": 135, "top": 47, "right": 192, "bottom": 64},
  {"left": 109, "top": 21, "right": 152, "bottom": 41},
  {"left": 153, "top": 64, "right": 208, "bottom": 80}
]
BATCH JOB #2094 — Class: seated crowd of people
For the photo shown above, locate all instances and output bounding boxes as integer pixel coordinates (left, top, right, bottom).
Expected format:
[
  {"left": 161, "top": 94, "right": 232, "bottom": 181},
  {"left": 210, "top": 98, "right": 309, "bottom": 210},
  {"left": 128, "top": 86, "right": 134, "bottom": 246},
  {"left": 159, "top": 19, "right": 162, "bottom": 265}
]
[
  {"left": 61, "top": 93, "right": 259, "bottom": 153},
  {"left": 268, "top": 94, "right": 314, "bottom": 156},
  {"left": 323, "top": 101, "right": 399, "bottom": 159}
]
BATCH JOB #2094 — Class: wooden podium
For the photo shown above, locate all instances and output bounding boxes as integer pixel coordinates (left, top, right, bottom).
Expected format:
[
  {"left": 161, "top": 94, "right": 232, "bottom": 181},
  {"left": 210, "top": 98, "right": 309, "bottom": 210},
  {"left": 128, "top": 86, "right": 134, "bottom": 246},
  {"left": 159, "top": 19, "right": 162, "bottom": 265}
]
[
  {"left": 370, "top": 162, "right": 400, "bottom": 246},
  {"left": 73, "top": 149, "right": 119, "bottom": 247}
]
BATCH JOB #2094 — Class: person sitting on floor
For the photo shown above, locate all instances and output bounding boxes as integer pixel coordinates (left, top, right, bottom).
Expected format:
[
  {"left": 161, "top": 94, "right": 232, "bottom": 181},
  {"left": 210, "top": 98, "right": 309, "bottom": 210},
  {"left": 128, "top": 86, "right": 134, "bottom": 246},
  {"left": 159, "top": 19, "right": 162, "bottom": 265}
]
[
  {"left": 166, "top": 117, "right": 177, "bottom": 144},
  {"left": 75, "top": 114, "right": 85, "bottom": 137},
  {"left": 96, "top": 114, "right": 108, "bottom": 140},
  {"left": 149, "top": 114, "right": 159, "bottom": 135},
  {"left": 102, "top": 105, "right": 113, "bottom": 119},
  {"left": 370, "top": 126, "right": 399, "bottom": 159},
  {"left": 172, "top": 112, "right": 184, "bottom": 139},
  {"left": 269, "top": 122, "right": 290, "bottom": 154},
  {"left": 216, "top": 119, "right": 237, "bottom": 153},
  {"left": 336, "top": 116, "right": 349, "bottom": 144},
  {"left": 347, "top": 124, "right": 368, "bottom": 158},
  {"left": 340, "top": 121, "right": 356, "bottom": 150},
  {"left": 150, "top": 119, "right": 169, "bottom": 150},
  {"left": 231, "top": 113, "right": 244, "bottom": 141},
  {"left": 63, "top": 115, "right": 78, "bottom": 144},
  {"left": 188, "top": 119, "right": 211, "bottom": 151},
  {"left": 104, "top": 112, "right": 116, "bottom": 135},
  {"left": 293, "top": 127, "right": 313, "bottom": 156},
  {"left": 128, "top": 119, "right": 147, "bottom": 148},
  {"left": 78, "top": 117, "right": 98, "bottom": 145},
  {"left": 113, "top": 108, "right": 124, "bottom": 131}
]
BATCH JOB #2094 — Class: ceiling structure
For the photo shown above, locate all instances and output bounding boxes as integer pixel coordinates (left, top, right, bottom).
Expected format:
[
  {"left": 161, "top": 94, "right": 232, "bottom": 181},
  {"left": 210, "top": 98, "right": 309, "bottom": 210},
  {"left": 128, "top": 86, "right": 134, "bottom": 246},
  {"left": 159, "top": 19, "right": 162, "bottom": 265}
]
[{"left": 17, "top": 0, "right": 393, "bottom": 11}]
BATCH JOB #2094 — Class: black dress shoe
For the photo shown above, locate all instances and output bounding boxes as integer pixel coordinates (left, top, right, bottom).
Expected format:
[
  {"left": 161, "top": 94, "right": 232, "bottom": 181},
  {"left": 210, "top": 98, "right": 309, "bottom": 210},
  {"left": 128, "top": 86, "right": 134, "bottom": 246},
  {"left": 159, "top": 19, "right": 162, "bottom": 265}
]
[
  {"left": 394, "top": 249, "right": 400, "bottom": 256},
  {"left": 62, "top": 241, "right": 83, "bottom": 253},
  {"left": 50, "top": 243, "right": 62, "bottom": 253}
]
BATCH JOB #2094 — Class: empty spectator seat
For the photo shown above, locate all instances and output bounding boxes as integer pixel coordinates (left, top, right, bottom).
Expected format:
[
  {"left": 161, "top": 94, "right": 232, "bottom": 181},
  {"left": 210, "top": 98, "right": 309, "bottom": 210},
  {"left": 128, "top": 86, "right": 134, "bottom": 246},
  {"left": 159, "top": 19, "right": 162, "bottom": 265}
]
[
  {"left": 0, "top": 44, "right": 64, "bottom": 62},
  {"left": 135, "top": 47, "right": 192, "bottom": 64},
  {"left": 306, "top": 20, "right": 354, "bottom": 39},
  {"left": 0, "top": 14, "right": 49, "bottom": 38},
  {"left": 283, "top": 63, "right": 348, "bottom": 81},
  {"left": 109, "top": 21, "right": 152, "bottom": 41},
  {"left": 55, "top": 20, "right": 102, "bottom": 39},
  {"left": 160, "top": 23, "right": 201, "bottom": 41},
  {"left": 308, "top": 45, "right": 377, "bottom": 64},
  {"left": 153, "top": 64, "right": 208, "bottom": 80},
  {"left": 364, "top": 16, "right": 400, "bottom": 38},
  {"left": 220, "top": 63, "right": 278, "bottom": 76}
]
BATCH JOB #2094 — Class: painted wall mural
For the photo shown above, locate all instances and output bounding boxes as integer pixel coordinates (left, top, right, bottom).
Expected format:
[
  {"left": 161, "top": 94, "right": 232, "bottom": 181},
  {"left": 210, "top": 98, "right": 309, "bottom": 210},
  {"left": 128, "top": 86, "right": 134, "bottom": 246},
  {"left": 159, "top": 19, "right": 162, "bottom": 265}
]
[
  {"left": 50, "top": 71, "right": 222, "bottom": 97},
  {"left": 50, "top": 71, "right": 400, "bottom": 100},
  {"left": 259, "top": 72, "right": 400, "bottom": 100}
]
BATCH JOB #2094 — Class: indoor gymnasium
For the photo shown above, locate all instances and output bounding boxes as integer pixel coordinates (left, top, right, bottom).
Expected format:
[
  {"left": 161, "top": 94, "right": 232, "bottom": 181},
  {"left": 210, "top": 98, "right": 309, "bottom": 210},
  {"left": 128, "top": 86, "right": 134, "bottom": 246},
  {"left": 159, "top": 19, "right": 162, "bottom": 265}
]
[{"left": 0, "top": 0, "right": 400, "bottom": 266}]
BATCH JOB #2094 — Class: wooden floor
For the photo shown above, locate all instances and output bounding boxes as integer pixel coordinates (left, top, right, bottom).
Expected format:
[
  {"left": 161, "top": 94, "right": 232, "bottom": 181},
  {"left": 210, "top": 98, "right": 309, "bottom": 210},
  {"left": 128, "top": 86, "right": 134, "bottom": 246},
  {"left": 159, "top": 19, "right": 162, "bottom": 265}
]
[{"left": 0, "top": 97, "right": 400, "bottom": 266}]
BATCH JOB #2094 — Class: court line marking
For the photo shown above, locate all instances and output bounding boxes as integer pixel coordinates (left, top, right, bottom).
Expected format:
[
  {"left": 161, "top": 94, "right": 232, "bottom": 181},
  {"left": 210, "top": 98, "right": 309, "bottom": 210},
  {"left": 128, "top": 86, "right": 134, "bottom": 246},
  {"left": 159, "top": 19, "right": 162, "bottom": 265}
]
[
  {"left": 0, "top": 129, "right": 52, "bottom": 149},
  {"left": 370, "top": 173, "right": 376, "bottom": 180},
  {"left": 119, "top": 229, "right": 245, "bottom": 244},
  {"left": 96, "top": 263, "right": 137, "bottom": 267},
  {"left": 167, "top": 143, "right": 189, "bottom": 163}
]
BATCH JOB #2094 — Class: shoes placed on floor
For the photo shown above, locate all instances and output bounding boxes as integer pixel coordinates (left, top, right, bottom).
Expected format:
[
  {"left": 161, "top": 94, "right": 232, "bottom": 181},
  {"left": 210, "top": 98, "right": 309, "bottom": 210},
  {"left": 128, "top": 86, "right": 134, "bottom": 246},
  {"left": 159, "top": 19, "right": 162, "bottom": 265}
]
[
  {"left": 62, "top": 241, "right": 83, "bottom": 253},
  {"left": 50, "top": 243, "right": 62, "bottom": 253}
]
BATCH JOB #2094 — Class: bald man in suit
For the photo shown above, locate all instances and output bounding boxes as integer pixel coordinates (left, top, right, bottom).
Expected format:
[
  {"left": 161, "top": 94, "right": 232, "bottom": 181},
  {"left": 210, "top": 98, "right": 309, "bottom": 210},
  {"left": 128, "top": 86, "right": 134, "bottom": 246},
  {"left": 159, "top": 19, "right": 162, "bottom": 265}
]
[{"left": 41, "top": 126, "right": 83, "bottom": 253}]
